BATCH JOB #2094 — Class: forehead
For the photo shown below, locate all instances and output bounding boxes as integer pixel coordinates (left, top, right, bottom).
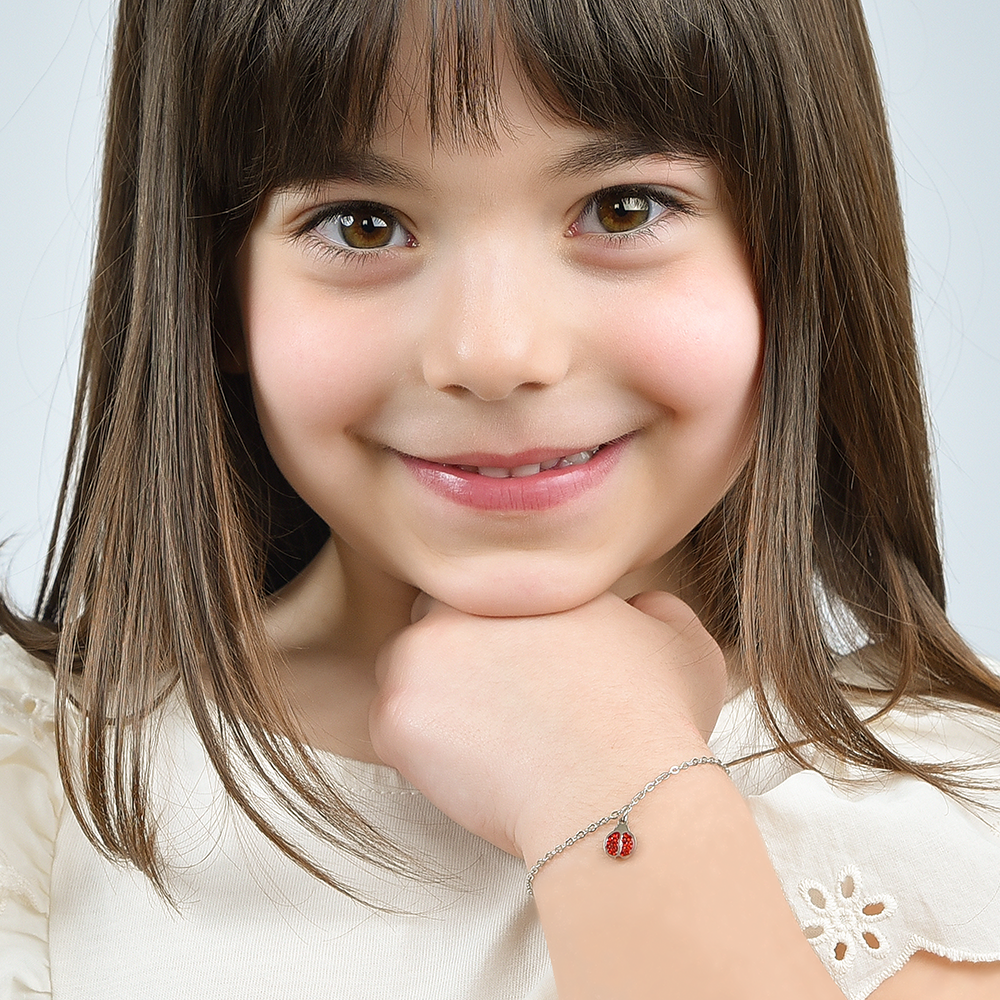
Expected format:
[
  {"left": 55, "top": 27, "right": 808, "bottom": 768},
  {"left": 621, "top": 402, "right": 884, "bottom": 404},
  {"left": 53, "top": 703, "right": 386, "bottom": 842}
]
[
  {"left": 350, "top": 38, "right": 700, "bottom": 184},
  {"left": 220, "top": 0, "right": 732, "bottom": 200}
]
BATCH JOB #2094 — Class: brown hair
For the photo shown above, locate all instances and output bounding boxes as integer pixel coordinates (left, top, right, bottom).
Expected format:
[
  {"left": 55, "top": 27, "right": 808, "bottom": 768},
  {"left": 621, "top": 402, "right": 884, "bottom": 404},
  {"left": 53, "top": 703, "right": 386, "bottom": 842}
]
[{"left": 3, "top": 0, "right": 999, "bottom": 900}]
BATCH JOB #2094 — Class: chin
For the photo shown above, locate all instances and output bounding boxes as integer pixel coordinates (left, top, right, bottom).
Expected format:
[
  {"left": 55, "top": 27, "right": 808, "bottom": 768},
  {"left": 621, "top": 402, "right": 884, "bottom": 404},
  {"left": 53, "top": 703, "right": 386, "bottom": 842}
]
[{"left": 418, "top": 560, "right": 618, "bottom": 618}]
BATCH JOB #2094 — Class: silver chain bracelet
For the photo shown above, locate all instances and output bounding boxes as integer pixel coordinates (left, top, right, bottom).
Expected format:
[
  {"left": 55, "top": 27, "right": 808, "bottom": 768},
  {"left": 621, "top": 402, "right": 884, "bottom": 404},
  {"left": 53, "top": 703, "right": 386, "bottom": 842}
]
[{"left": 525, "top": 756, "right": 731, "bottom": 896}]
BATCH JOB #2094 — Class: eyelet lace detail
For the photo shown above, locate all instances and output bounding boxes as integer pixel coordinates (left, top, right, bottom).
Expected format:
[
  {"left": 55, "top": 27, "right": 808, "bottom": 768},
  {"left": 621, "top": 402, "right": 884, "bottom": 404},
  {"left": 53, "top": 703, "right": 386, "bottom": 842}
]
[{"left": 798, "top": 866, "right": 897, "bottom": 968}]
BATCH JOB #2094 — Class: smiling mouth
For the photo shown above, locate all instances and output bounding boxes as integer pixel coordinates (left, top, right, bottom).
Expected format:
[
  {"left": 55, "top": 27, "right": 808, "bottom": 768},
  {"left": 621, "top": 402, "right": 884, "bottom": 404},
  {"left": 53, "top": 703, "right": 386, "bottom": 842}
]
[{"left": 399, "top": 436, "right": 629, "bottom": 511}]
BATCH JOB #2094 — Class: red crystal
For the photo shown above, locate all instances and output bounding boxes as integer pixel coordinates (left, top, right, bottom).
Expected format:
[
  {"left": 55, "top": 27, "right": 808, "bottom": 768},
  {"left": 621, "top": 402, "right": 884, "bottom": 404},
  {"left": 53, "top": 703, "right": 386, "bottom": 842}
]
[{"left": 604, "top": 821, "right": 635, "bottom": 858}]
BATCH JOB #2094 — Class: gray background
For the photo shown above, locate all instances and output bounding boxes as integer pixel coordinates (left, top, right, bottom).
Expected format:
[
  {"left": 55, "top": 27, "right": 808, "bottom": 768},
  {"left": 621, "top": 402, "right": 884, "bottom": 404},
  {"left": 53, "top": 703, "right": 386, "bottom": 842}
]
[{"left": 1, "top": 1, "right": 998, "bottom": 660}]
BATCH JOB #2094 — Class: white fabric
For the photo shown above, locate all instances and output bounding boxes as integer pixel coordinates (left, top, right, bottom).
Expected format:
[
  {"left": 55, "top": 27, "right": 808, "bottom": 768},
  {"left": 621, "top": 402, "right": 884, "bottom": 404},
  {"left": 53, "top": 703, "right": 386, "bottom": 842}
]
[
  {"left": 0, "top": 639, "right": 63, "bottom": 1000},
  {"left": 1, "top": 635, "right": 999, "bottom": 999},
  {"left": 712, "top": 688, "right": 1000, "bottom": 998}
]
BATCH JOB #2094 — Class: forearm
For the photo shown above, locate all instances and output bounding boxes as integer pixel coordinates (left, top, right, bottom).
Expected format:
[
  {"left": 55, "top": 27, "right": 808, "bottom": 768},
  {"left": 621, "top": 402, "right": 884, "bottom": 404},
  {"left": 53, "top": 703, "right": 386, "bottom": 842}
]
[{"left": 527, "top": 762, "right": 845, "bottom": 999}]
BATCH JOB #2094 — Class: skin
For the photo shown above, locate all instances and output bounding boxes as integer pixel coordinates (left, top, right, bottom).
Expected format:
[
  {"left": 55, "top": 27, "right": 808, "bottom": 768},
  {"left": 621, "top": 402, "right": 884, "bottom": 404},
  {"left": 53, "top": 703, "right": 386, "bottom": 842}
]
[
  {"left": 237, "top": 151, "right": 760, "bottom": 620},
  {"left": 235, "top": 42, "right": 1000, "bottom": 1000}
]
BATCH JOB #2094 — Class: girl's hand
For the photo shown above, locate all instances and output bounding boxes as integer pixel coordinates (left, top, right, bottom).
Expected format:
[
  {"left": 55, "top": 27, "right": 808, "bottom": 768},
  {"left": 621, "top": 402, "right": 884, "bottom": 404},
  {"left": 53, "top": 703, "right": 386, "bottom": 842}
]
[{"left": 369, "top": 591, "right": 727, "bottom": 861}]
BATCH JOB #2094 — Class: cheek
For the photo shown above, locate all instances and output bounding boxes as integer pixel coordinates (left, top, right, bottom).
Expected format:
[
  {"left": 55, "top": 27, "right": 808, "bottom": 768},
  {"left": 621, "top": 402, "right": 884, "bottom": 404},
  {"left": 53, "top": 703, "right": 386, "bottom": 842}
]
[
  {"left": 243, "top": 284, "right": 400, "bottom": 442},
  {"left": 624, "top": 270, "right": 763, "bottom": 424}
]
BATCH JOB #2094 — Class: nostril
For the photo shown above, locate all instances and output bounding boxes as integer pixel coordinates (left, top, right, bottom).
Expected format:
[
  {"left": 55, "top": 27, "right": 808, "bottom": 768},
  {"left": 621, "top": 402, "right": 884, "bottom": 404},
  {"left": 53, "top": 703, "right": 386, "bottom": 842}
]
[{"left": 422, "top": 344, "right": 570, "bottom": 401}]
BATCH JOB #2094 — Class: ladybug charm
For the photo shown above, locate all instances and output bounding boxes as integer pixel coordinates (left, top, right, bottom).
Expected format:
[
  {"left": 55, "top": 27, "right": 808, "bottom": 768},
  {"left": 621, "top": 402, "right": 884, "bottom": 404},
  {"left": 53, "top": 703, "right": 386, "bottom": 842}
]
[{"left": 604, "top": 817, "right": 635, "bottom": 858}]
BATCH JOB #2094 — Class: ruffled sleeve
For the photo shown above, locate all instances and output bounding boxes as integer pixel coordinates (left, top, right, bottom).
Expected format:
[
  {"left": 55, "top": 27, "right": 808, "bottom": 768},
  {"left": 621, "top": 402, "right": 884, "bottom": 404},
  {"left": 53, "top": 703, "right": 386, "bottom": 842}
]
[
  {"left": 0, "top": 636, "right": 62, "bottom": 999},
  {"left": 723, "top": 695, "right": 1000, "bottom": 1000}
]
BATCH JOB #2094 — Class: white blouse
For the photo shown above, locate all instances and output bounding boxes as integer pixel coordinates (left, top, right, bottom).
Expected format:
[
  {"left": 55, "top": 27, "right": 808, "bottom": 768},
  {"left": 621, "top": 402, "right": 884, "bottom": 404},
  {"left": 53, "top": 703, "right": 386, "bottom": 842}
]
[{"left": 2, "top": 634, "right": 999, "bottom": 1000}]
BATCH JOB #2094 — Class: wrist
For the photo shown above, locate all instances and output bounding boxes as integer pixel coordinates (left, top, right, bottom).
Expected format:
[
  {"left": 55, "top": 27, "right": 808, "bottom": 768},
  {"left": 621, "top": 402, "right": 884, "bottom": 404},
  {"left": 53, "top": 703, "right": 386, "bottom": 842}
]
[{"left": 514, "top": 729, "right": 714, "bottom": 866}]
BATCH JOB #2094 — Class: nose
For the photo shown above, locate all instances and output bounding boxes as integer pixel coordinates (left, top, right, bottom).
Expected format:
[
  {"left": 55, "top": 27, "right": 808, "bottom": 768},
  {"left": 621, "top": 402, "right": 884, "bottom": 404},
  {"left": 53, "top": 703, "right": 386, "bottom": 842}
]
[{"left": 420, "top": 242, "right": 571, "bottom": 401}]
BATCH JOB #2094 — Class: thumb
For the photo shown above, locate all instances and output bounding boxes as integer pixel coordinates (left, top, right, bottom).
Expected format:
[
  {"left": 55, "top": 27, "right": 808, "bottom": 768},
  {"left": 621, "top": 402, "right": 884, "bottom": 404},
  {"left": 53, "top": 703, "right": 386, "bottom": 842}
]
[
  {"left": 628, "top": 590, "right": 727, "bottom": 741},
  {"left": 627, "top": 589, "right": 699, "bottom": 628},
  {"left": 627, "top": 590, "right": 720, "bottom": 664}
]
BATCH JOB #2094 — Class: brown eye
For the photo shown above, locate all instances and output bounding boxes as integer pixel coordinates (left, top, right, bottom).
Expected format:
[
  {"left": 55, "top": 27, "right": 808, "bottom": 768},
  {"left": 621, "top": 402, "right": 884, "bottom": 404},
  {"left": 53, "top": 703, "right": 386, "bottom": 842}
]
[
  {"left": 338, "top": 209, "right": 396, "bottom": 249},
  {"left": 308, "top": 202, "right": 412, "bottom": 254},
  {"left": 595, "top": 192, "right": 654, "bottom": 233}
]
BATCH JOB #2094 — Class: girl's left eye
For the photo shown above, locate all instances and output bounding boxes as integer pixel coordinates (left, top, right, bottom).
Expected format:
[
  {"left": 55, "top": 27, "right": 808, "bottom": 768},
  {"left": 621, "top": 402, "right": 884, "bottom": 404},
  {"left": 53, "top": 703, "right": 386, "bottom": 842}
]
[
  {"left": 307, "top": 203, "right": 413, "bottom": 252},
  {"left": 573, "top": 187, "right": 686, "bottom": 238}
]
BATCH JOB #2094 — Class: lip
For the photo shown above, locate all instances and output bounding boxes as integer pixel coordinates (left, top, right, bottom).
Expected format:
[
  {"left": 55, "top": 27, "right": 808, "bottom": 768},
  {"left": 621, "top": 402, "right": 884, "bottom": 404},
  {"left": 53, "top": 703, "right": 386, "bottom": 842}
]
[{"left": 398, "top": 434, "right": 631, "bottom": 511}]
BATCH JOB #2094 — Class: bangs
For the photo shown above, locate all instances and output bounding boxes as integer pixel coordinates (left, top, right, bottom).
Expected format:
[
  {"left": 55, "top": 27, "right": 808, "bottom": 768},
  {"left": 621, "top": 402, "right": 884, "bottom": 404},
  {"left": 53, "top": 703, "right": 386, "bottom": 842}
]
[{"left": 191, "top": 0, "right": 772, "bottom": 214}]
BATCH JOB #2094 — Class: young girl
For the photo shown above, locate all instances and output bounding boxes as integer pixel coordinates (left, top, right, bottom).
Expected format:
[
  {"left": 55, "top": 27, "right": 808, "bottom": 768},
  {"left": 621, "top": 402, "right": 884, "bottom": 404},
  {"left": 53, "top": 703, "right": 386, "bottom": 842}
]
[{"left": 2, "top": 0, "right": 999, "bottom": 997}]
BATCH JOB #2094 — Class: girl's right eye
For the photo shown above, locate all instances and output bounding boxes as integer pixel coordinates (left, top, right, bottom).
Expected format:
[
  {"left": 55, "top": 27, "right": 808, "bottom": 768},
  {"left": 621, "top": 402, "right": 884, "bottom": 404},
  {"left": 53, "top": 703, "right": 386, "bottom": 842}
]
[{"left": 305, "top": 203, "right": 415, "bottom": 255}]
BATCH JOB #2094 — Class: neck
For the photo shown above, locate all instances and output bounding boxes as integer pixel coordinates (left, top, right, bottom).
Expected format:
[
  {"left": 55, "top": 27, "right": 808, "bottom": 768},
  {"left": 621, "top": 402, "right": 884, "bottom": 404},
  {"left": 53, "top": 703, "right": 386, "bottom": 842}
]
[
  {"left": 261, "top": 535, "right": 734, "bottom": 761},
  {"left": 261, "top": 538, "right": 417, "bottom": 761},
  {"left": 265, "top": 536, "right": 419, "bottom": 660}
]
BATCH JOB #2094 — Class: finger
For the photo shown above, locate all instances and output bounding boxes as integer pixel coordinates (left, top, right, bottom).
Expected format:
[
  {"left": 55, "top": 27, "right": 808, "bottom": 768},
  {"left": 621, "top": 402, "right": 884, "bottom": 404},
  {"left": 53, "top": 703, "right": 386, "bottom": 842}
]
[
  {"left": 629, "top": 590, "right": 723, "bottom": 683},
  {"left": 627, "top": 589, "right": 695, "bottom": 626}
]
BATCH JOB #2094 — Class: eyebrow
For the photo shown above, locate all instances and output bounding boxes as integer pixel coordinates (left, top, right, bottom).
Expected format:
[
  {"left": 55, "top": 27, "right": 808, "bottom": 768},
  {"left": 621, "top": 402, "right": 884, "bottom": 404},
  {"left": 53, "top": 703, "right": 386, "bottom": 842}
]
[
  {"left": 543, "top": 134, "right": 699, "bottom": 180},
  {"left": 308, "top": 151, "right": 431, "bottom": 190},
  {"left": 298, "top": 134, "right": 698, "bottom": 193}
]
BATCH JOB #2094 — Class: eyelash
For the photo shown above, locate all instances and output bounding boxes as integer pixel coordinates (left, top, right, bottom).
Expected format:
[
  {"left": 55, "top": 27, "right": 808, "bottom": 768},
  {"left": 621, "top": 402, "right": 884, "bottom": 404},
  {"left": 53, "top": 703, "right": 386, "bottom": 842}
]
[
  {"left": 296, "top": 201, "right": 412, "bottom": 266},
  {"left": 574, "top": 185, "right": 695, "bottom": 243},
  {"left": 296, "top": 185, "right": 694, "bottom": 265}
]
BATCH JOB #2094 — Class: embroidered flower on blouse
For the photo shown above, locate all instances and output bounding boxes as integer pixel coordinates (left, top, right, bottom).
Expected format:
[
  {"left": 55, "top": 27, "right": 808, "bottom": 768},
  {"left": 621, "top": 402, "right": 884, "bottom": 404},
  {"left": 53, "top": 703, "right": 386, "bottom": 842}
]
[{"left": 798, "top": 866, "right": 897, "bottom": 968}]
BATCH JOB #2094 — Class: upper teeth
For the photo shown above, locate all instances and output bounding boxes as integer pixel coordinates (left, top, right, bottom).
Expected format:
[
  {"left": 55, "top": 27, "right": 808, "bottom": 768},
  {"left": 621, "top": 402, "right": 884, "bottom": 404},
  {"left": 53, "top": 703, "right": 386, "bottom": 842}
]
[{"left": 456, "top": 448, "right": 599, "bottom": 478}]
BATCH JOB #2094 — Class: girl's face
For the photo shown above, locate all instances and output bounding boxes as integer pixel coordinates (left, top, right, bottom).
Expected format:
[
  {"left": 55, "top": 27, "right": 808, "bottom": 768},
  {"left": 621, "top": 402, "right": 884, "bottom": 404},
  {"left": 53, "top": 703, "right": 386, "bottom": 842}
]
[{"left": 236, "top": 57, "right": 763, "bottom": 618}]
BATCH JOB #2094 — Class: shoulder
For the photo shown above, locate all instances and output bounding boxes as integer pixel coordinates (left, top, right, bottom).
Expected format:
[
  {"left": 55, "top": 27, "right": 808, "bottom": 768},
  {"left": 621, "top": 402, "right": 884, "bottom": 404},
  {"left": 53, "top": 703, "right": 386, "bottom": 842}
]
[
  {"left": 0, "top": 633, "right": 61, "bottom": 998},
  {"left": 0, "top": 633, "right": 59, "bottom": 763},
  {"left": 713, "top": 683, "right": 1000, "bottom": 999},
  {"left": 0, "top": 632, "right": 58, "bottom": 716}
]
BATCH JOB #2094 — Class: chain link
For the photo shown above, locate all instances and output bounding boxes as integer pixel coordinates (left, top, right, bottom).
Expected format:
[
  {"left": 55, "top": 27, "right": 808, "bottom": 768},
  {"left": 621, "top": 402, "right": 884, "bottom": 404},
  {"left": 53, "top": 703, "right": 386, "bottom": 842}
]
[{"left": 525, "top": 756, "right": 731, "bottom": 895}]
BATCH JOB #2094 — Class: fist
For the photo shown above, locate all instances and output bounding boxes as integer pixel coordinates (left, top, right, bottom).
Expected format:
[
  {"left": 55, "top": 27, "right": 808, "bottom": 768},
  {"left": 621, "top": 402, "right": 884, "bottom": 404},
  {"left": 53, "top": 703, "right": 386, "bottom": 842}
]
[{"left": 369, "top": 591, "right": 726, "bottom": 860}]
